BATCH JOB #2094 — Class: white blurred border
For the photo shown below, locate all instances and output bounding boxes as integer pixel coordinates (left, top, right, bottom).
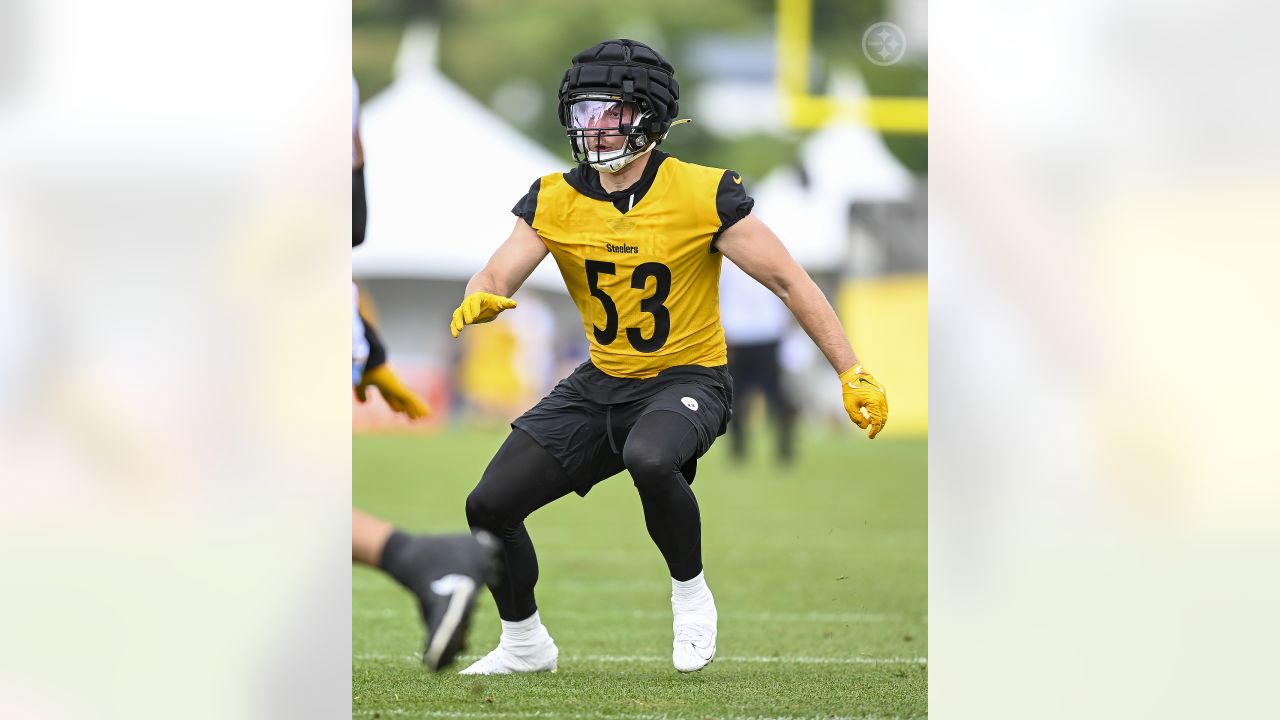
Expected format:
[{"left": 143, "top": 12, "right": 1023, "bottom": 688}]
[
  {"left": 931, "top": 0, "right": 1280, "bottom": 717},
  {"left": 0, "top": 2, "right": 350, "bottom": 718}
]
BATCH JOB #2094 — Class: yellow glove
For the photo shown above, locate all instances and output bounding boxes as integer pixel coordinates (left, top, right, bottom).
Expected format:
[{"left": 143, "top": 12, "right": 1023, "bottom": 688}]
[
  {"left": 450, "top": 292, "right": 517, "bottom": 338},
  {"left": 355, "top": 364, "right": 430, "bottom": 420},
  {"left": 840, "top": 365, "right": 888, "bottom": 439}
]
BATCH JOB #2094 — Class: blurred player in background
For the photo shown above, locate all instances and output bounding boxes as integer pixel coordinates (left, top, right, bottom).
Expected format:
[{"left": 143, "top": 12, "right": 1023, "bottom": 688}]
[
  {"left": 352, "top": 75, "right": 429, "bottom": 418},
  {"left": 351, "top": 285, "right": 428, "bottom": 418},
  {"left": 351, "top": 509, "right": 497, "bottom": 671},
  {"left": 450, "top": 39, "right": 889, "bottom": 675},
  {"left": 351, "top": 74, "right": 497, "bottom": 672},
  {"left": 720, "top": 259, "right": 796, "bottom": 465}
]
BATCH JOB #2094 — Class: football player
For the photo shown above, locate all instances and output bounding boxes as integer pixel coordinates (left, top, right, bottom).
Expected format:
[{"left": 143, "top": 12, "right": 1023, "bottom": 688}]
[
  {"left": 351, "top": 509, "right": 499, "bottom": 671},
  {"left": 352, "top": 74, "right": 429, "bottom": 418},
  {"left": 451, "top": 40, "right": 888, "bottom": 675},
  {"left": 350, "top": 74, "right": 496, "bottom": 672}
]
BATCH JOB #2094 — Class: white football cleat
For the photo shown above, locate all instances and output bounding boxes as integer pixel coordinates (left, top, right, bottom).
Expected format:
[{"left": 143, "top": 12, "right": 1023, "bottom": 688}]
[
  {"left": 458, "top": 634, "right": 559, "bottom": 675},
  {"left": 671, "top": 583, "right": 717, "bottom": 673},
  {"left": 672, "top": 619, "right": 717, "bottom": 672}
]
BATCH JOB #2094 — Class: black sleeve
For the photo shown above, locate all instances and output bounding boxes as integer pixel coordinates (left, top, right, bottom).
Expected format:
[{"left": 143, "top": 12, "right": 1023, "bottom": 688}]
[
  {"left": 511, "top": 178, "right": 541, "bottom": 227},
  {"left": 353, "top": 166, "right": 367, "bottom": 247},
  {"left": 360, "top": 310, "right": 386, "bottom": 372},
  {"left": 711, "top": 169, "right": 755, "bottom": 250}
]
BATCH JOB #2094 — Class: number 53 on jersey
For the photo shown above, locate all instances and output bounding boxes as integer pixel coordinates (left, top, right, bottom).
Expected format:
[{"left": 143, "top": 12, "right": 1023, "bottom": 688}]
[{"left": 585, "top": 260, "right": 671, "bottom": 353}]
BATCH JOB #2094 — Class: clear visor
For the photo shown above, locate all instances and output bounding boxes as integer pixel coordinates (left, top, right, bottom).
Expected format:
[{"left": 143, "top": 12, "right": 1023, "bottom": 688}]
[{"left": 568, "top": 100, "right": 637, "bottom": 130}]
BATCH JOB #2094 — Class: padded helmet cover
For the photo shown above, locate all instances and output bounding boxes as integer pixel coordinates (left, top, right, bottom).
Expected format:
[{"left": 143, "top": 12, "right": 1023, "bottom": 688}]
[{"left": 557, "top": 39, "right": 680, "bottom": 139}]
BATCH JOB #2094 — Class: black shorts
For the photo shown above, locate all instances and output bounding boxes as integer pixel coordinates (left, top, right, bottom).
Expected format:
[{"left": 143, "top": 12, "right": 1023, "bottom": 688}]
[{"left": 511, "top": 362, "right": 734, "bottom": 496}]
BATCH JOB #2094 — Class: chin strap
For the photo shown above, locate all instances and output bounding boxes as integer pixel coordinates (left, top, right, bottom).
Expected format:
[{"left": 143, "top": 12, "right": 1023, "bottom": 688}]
[{"left": 591, "top": 143, "right": 655, "bottom": 173}]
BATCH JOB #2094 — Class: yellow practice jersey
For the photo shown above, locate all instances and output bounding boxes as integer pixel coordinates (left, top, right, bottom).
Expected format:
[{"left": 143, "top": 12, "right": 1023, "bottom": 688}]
[{"left": 513, "top": 151, "right": 755, "bottom": 379}]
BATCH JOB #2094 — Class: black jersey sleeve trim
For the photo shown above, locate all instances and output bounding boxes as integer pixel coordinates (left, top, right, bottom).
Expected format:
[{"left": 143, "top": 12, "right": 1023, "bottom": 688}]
[
  {"left": 353, "top": 166, "right": 367, "bottom": 247},
  {"left": 361, "top": 311, "right": 386, "bottom": 372},
  {"left": 710, "top": 169, "right": 755, "bottom": 252},
  {"left": 511, "top": 178, "right": 542, "bottom": 227}
]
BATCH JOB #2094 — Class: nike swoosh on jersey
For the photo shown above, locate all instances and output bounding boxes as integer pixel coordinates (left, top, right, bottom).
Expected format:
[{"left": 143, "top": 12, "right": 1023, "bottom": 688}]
[{"left": 731, "top": 174, "right": 742, "bottom": 185}]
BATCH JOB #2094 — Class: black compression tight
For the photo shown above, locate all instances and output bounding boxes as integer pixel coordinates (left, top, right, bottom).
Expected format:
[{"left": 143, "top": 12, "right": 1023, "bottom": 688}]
[
  {"left": 464, "top": 429, "right": 574, "bottom": 622},
  {"left": 621, "top": 411, "right": 704, "bottom": 582},
  {"left": 465, "top": 413, "right": 705, "bottom": 621}
]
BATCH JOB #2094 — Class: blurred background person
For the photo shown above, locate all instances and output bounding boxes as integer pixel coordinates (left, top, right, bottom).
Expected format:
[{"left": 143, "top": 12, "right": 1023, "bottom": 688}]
[
  {"left": 454, "top": 292, "right": 556, "bottom": 422},
  {"left": 353, "top": 73, "right": 431, "bottom": 420},
  {"left": 720, "top": 258, "right": 797, "bottom": 465}
]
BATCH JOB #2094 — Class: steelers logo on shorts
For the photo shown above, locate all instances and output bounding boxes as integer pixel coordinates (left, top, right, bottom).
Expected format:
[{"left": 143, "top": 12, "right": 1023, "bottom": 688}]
[{"left": 681, "top": 397, "right": 699, "bottom": 412}]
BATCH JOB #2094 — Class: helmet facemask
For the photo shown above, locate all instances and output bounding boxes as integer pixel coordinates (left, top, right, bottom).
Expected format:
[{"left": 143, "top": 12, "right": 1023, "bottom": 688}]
[{"left": 564, "top": 95, "right": 657, "bottom": 174}]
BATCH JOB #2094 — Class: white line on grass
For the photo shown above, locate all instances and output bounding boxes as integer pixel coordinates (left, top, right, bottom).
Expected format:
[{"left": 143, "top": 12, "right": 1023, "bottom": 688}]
[
  {"left": 614, "top": 610, "right": 898, "bottom": 623},
  {"left": 541, "top": 579, "right": 658, "bottom": 592},
  {"left": 353, "top": 608, "right": 898, "bottom": 624},
  {"left": 354, "top": 710, "right": 913, "bottom": 720},
  {"left": 569, "top": 654, "right": 927, "bottom": 665},
  {"left": 353, "top": 652, "right": 926, "bottom": 666}
]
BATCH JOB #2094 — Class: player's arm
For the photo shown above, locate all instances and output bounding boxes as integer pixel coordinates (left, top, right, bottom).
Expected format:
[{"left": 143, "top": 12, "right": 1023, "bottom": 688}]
[
  {"left": 450, "top": 218, "right": 549, "bottom": 337},
  {"left": 353, "top": 145, "right": 367, "bottom": 247},
  {"left": 717, "top": 214, "right": 856, "bottom": 372},
  {"left": 353, "top": 81, "right": 367, "bottom": 245},
  {"left": 354, "top": 310, "right": 431, "bottom": 419},
  {"left": 717, "top": 213, "right": 888, "bottom": 438}
]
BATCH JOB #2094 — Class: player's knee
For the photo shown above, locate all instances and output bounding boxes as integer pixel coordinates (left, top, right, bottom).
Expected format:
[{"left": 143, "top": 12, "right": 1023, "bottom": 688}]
[
  {"left": 623, "top": 438, "right": 676, "bottom": 489},
  {"left": 465, "top": 486, "right": 506, "bottom": 531},
  {"left": 467, "top": 456, "right": 526, "bottom": 529},
  {"left": 464, "top": 488, "right": 488, "bottom": 528}
]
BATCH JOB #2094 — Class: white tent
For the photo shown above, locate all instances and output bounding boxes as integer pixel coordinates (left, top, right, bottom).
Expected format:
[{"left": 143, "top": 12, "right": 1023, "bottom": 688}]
[
  {"left": 353, "top": 23, "right": 568, "bottom": 291},
  {"left": 740, "top": 73, "right": 915, "bottom": 272}
]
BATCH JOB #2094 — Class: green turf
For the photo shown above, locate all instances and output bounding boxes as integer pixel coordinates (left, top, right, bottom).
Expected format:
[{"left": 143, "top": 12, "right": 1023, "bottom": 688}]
[{"left": 354, "top": 425, "right": 927, "bottom": 719}]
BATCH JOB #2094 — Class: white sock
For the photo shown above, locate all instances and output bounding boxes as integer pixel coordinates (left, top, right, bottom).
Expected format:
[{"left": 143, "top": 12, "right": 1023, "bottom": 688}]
[
  {"left": 672, "top": 571, "right": 712, "bottom": 607},
  {"left": 500, "top": 611, "right": 546, "bottom": 649}
]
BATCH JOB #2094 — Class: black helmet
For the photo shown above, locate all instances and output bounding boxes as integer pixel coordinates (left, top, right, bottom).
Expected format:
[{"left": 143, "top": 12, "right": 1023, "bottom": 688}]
[{"left": 558, "top": 39, "right": 682, "bottom": 172}]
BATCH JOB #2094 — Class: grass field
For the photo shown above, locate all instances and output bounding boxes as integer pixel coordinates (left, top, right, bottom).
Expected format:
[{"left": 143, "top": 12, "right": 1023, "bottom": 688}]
[{"left": 354, "top": 425, "right": 927, "bottom": 720}]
